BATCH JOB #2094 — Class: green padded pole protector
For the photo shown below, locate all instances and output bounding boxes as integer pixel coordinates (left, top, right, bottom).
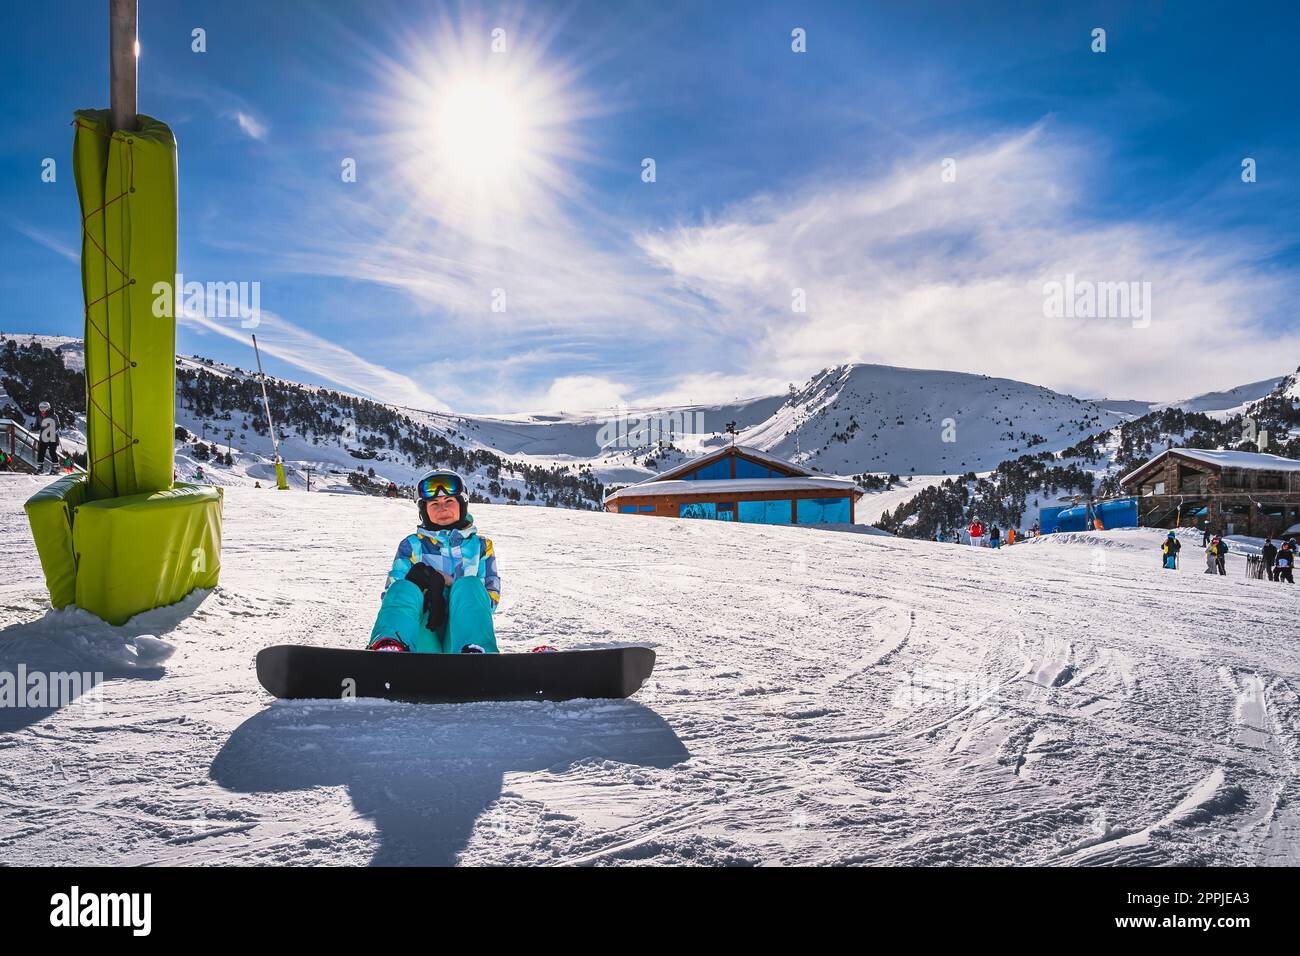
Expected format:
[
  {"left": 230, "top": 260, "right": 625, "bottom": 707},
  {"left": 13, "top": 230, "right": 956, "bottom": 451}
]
[
  {"left": 25, "top": 111, "right": 223, "bottom": 626},
  {"left": 23, "top": 473, "right": 91, "bottom": 610},
  {"left": 72, "top": 109, "right": 177, "bottom": 499},
  {"left": 71, "top": 484, "right": 224, "bottom": 626}
]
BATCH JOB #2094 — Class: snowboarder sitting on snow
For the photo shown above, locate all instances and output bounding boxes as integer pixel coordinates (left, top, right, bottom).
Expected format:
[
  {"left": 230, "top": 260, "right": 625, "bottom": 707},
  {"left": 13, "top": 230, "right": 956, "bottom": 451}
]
[
  {"left": 368, "top": 469, "right": 500, "bottom": 654},
  {"left": 1161, "top": 531, "right": 1180, "bottom": 569}
]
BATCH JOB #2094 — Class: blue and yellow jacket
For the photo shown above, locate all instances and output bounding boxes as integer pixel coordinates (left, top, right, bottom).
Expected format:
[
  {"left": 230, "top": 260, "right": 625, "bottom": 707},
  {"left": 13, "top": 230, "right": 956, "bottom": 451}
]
[{"left": 384, "top": 518, "right": 501, "bottom": 611}]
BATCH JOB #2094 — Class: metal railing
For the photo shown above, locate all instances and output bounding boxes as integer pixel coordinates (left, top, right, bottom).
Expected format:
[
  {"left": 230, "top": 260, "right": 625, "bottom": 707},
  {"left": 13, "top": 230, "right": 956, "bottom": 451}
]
[
  {"left": 0, "top": 418, "right": 40, "bottom": 471},
  {"left": 0, "top": 419, "right": 85, "bottom": 474}
]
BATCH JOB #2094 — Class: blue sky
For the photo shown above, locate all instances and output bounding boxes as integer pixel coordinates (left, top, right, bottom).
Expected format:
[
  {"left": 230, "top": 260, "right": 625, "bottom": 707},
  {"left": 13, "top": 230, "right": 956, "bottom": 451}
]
[{"left": 2, "top": 0, "right": 1298, "bottom": 410}]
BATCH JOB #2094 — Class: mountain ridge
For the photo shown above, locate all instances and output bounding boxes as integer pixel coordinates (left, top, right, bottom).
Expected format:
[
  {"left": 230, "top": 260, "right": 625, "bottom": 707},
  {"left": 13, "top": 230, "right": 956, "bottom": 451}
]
[{"left": 2, "top": 332, "right": 1291, "bottom": 507}]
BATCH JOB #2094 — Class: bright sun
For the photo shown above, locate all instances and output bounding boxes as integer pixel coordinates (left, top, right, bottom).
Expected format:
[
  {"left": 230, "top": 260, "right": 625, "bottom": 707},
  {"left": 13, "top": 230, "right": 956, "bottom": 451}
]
[
  {"left": 432, "top": 78, "right": 526, "bottom": 183},
  {"left": 378, "top": 18, "right": 594, "bottom": 227}
]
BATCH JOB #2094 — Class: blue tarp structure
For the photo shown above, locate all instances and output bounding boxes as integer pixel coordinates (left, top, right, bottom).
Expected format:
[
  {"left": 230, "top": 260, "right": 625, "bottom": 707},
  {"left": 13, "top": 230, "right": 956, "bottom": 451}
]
[
  {"left": 1052, "top": 505, "right": 1093, "bottom": 533},
  {"left": 1095, "top": 498, "right": 1139, "bottom": 529},
  {"left": 1039, "top": 499, "right": 1139, "bottom": 534},
  {"left": 1039, "top": 506, "right": 1068, "bottom": 535}
]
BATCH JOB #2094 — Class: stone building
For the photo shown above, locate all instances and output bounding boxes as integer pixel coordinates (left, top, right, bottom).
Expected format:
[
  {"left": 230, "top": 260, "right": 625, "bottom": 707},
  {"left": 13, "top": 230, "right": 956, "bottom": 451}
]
[{"left": 1120, "top": 446, "right": 1300, "bottom": 536}]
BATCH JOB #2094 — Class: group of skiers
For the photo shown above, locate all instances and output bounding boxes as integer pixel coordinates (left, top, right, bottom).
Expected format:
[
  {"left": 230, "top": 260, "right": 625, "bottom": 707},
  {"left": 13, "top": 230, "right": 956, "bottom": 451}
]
[
  {"left": 934, "top": 518, "right": 1039, "bottom": 548},
  {"left": 1259, "top": 537, "right": 1296, "bottom": 583},
  {"left": 969, "top": 519, "right": 1004, "bottom": 548},
  {"left": 1161, "top": 530, "right": 1296, "bottom": 583},
  {"left": 939, "top": 513, "right": 1300, "bottom": 586}
]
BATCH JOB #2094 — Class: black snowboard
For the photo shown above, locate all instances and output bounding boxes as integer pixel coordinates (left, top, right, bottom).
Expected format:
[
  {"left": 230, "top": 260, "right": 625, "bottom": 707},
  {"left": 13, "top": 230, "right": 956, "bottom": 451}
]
[{"left": 256, "top": 644, "right": 656, "bottom": 704}]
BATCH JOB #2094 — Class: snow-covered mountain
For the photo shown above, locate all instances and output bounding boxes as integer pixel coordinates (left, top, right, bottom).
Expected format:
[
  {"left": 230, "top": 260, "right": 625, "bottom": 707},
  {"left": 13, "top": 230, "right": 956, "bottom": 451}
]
[
  {"left": 404, "top": 364, "right": 1283, "bottom": 480},
  {"left": 3, "top": 332, "right": 1288, "bottom": 510},
  {"left": 739, "top": 364, "right": 1123, "bottom": 475},
  {"left": 1065, "top": 368, "right": 1300, "bottom": 501},
  {"left": 1095, "top": 377, "right": 1286, "bottom": 419},
  {"left": 0, "top": 333, "right": 84, "bottom": 369},
  {"left": 409, "top": 364, "right": 1294, "bottom": 479},
  {"left": 1163, "top": 377, "right": 1287, "bottom": 415}
]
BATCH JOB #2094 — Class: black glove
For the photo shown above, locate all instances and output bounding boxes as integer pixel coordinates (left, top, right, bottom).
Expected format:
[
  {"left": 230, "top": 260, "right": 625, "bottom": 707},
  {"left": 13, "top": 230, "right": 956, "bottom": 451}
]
[{"left": 405, "top": 563, "right": 448, "bottom": 630}]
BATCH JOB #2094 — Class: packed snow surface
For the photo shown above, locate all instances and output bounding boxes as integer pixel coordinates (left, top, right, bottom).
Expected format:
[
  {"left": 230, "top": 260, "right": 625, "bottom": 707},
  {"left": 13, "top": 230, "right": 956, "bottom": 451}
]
[{"left": 1, "top": 476, "right": 1298, "bottom": 866}]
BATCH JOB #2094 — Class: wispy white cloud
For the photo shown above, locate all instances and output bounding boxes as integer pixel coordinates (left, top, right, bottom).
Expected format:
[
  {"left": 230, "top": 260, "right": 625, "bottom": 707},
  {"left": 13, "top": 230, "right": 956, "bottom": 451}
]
[
  {"left": 210, "top": 148, "right": 707, "bottom": 414},
  {"left": 538, "top": 375, "right": 628, "bottom": 413},
  {"left": 156, "top": 71, "right": 270, "bottom": 143},
  {"left": 179, "top": 309, "right": 446, "bottom": 411},
  {"left": 201, "top": 11, "right": 710, "bottom": 415},
  {"left": 196, "top": 104, "right": 1295, "bottom": 411},
  {"left": 636, "top": 125, "right": 1300, "bottom": 401},
  {"left": 634, "top": 371, "right": 789, "bottom": 410},
  {"left": 9, "top": 219, "right": 78, "bottom": 263},
  {"left": 224, "top": 110, "right": 269, "bottom": 141},
  {"left": 269, "top": 182, "right": 695, "bottom": 339}
]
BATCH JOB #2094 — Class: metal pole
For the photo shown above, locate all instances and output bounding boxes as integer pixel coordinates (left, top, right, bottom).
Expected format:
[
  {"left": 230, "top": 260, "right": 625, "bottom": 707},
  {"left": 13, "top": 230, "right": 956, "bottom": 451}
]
[
  {"left": 109, "top": 0, "right": 138, "bottom": 133},
  {"left": 251, "top": 335, "right": 282, "bottom": 459},
  {"left": 252, "top": 334, "right": 290, "bottom": 489}
]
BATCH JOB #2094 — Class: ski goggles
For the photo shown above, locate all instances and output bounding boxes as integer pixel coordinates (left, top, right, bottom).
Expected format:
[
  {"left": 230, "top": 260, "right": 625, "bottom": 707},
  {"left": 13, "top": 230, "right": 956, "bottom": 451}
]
[{"left": 417, "top": 471, "right": 465, "bottom": 499}]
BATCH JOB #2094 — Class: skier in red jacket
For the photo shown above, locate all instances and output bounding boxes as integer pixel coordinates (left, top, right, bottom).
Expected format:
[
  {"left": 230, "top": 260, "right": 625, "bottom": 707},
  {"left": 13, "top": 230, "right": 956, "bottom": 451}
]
[{"left": 968, "top": 518, "right": 985, "bottom": 547}]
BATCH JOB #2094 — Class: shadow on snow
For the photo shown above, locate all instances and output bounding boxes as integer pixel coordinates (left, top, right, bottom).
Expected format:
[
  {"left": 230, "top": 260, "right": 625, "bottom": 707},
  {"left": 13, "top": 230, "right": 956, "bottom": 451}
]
[
  {"left": 210, "top": 697, "right": 689, "bottom": 866},
  {"left": 0, "top": 590, "right": 205, "bottom": 732}
]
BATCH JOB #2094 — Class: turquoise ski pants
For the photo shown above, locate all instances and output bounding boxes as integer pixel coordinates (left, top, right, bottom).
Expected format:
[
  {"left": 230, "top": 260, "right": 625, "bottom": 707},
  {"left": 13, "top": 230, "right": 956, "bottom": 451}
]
[{"left": 368, "top": 576, "right": 499, "bottom": 654}]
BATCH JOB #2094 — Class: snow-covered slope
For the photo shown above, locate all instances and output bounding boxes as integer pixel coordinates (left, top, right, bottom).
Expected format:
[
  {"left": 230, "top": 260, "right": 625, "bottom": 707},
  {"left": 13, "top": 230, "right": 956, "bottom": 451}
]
[
  {"left": 6, "top": 333, "right": 1286, "bottom": 496},
  {"left": 1094, "top": 378, "right": 1285, "bottom": 419},
  {"left": 1164, "top": 377, "right": 1287, "bottom": 415},
  {"left": 439, "top": 365, "right": 1288, "bottom": 481},
  {"left": 2, "top": 478, "right": 1296, "bottom": 866},
  {"left": 0, "top": 332, "right": 84, "bottom": 371},
  {"left": 740, "top": 364, "right": 1121, "bottom": 474}
]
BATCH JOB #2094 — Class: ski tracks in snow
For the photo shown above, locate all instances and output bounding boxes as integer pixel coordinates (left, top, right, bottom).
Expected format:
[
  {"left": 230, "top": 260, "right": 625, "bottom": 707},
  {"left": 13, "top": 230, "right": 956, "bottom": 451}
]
[{"left": 2, "top": 482, "right": 1299, "bottom": 865}]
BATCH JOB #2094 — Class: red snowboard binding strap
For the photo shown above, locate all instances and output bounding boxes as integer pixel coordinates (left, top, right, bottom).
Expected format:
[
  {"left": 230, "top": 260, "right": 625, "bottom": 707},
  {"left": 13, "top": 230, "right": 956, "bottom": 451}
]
[
  {"left": 369, "top": 637, "right": 409, "bottom": 653},
  {"left": 529, "top": 645, "right": 560, "bottom": 653}
]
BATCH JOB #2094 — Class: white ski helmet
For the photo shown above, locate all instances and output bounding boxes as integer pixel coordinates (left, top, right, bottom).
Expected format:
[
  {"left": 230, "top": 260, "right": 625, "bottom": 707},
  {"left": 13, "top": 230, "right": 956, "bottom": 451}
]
[
  {"left": 415, "top": 469, "right": 469, "bottom": 529},
  {"left": 38, "top": 400, "right": 51, "bottom": 413}
]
